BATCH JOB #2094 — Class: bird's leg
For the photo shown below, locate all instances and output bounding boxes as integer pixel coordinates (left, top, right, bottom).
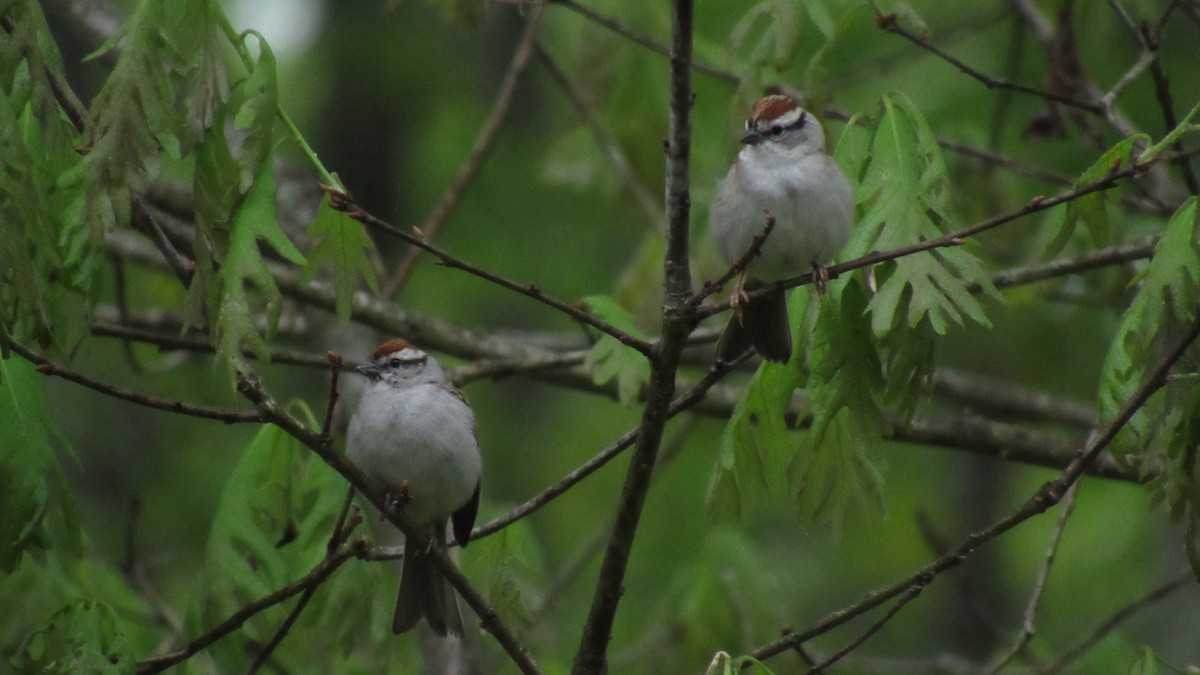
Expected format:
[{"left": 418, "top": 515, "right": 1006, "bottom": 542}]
[
  {"left": 730, "top": 271, "right": 750, "bottom": 324},
  {"left": 382, "top": 480, "right": 412, "bottom": 519},
  {"left": 812, "top": 262, "right": 831, "bottom": 296}
]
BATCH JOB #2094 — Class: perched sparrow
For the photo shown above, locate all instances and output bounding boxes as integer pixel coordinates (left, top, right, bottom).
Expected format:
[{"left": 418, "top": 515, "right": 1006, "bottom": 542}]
[
  {"left": 709, "top": 95, "right": 854, "bottom": 363},
  {"left": 347, "top": 340, "right": 482, "bottom": 636}
]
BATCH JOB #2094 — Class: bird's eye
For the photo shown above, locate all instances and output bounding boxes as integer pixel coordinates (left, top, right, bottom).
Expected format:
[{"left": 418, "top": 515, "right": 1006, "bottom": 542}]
[
  {"left": 389, "top": 358, "right": 402, "bottom": 368},
  {"left": 769, "top": 125, "right": 784, "bottom": 136}
]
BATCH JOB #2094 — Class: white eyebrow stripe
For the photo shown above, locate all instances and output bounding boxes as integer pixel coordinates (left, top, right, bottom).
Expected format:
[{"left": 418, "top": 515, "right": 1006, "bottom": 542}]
[{"left": 383, "top": 348, "right": 427, "bottom": 362}]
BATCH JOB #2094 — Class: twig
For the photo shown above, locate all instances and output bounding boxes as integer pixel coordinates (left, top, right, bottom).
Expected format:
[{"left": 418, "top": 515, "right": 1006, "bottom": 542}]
[
  {"left": 11, "top": 341, "right": 262, "bottom": 424},
  {"left": 321, "top": 351, "right": 343, "bottom": 436},
  {"left": 931, "top": 369, "right": 1095, "bottom": 428},
  {"left": 130, "top": 193, "right": 195, "bottom": 286},
  {"left": 535, "top": 43, "right": 661, "bottom": 228},
  {"left": 803, "top": 586, "right": 925, "bottom": 673},
  {"left": 475, "top": 356, "right": 747, "bottom": 539},
  {"left": 1141, "top": 19, "right": 1200, "bottom": 194},
  {"left": 545, "top": 0, "right": 737, "bottom": 84},
  {"left": 330, "top": 195, "right": 654, "bottom": 357},
  {"left": 1042, "top": 571, "right": 1194, "bottom": 673},
  {"left": 572, "top": 3, "right": 697, "bottom": 667},
  {"left": 747, "top": 308, "right": 1200, "bottom": 665},
  {"left": 232, "top": 370, "right": 544, "bottom": 674},
  {"left": 698, "top": 158, "right": 1151, "bottom": 320},
  {"left": 103, "top": 228, "right": 1144, "bottom": 483},
  {"left": 136, "top": 544, "right": 362, "bottom": 674},
  {"left": 692, "top": 216, "right": 777, "bottom": 305},
  {"left": 875, "top": 12, "right": 1103, "bottom": 114},
  {"left": 381, "top": 1, "right": 546, "bottom": 297},
  {"left": 984, "top": 481, "right": 1079, "bottom": 674},
  {"left": 246, "top": 486, "right": 361, "bottom": 675},
  {"left": 981, "top": 236, "right": 1157, "bottom": 293}
]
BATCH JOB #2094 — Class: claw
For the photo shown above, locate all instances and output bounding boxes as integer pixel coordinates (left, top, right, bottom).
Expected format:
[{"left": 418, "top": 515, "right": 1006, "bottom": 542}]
[
  {"left": 812, "top": 262, "right": 831, "bottom": 295},
  {"left": 730, "top": 272, "right": 750, "bottom": 323},
  {"left": 382, "top": 480, "right": 412, "bottom": 518}
]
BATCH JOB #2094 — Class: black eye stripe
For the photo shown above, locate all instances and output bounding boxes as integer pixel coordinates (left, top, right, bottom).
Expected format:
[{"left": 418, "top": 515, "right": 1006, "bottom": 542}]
[{"left": 755, "top": 111, "right": 807, "bottom": 135}]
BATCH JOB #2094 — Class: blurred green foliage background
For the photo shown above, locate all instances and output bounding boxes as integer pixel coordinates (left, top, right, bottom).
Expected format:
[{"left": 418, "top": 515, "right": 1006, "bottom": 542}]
[{"left": 3, "top": 0, "right": 1200, "bottom": 672}]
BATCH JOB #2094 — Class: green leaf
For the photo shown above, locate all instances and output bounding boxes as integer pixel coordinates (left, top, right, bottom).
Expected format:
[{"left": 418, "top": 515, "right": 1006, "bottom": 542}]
[
  {"left": 212, "top": 158, "right": 306, "bottom": 377},
  {"left": 231, "top": 33, "right": 278, "bottom": 185},
  {"left": 12, "top": 600, "right": 133, "bottom": 674},
  {"left": 464, "top": 520, "right": 540, "bottom": 628},
  {"left": 0, "top": 357, "right": 80, "bottom": 572},
  {"left": 1099, "top": 196, "right": 1200, "bottom": 459},
  {"left": 1042, "top": 135, "right": 1148, "bottom": 259},
  {"left": 302, "top": 198, "right": 379, "bottom": 322},
  {"left": 850, "top": 94, "right": 996, "bottom": 337},
  {"left": 794, "top": 282, "right": 887, "bottom": 530},
  {"left": 1128, "top": 647, "right": 1159, "bottom": 675},
  {"left": 188, "top": 402, "right": 344, "bottom": 671},
  {"left": 728, "top": 1, "right": 801, "bottom": 74},
  {"left": 582, "top": 295, "right": 650, "bottom": 406},
  {"left": 707, "top": 333, "right": 806, "bottom": 521},
  {"left": 0, "top": 25, "right": 94, "bottom": 352}
]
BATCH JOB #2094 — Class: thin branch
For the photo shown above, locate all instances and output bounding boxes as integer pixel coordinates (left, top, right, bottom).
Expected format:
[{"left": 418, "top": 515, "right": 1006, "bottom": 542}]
[
  {"left": 474, "top": 356, "right": 746, "bottom": 539},
  {"left": 535, "top": 43, "right": 661, "bottom": 228},
  {"left": 130, "top": 193, "right": 196, "bottom": 286},
  {"left": 1141, "top": 18, "right": 1200, "bottom": 194},
  {"left": 103, "top": 231, "right": 1143, "bottom": 483},
  {"left": 803, "top": 586, "right": 925, "bottom": 673},
  {"left": 875, "top": 12, "right": 1103, "bottom": 114},
  {"left": 381, "top": 1, "right": 546, "bottom": 297},
  {"left": 698, "top": 157, "right": 1152, "bottom": 320},
  {"left": 246, "top": 485, "right": 362, "bottom": 675},
  {"left": 136, "top": 543, "right": 362, "bottom": 674},
  {"left": 328, "top": 192, "right": 654, "bottom": 357},
  {"left": 545, "top": 0, "right": 737, "bottom": 84},
  {"left": 11, "top": 341, "right": 262, "bottom": 424},
  {"left": 931, "top": 369, "right": 1095, "bottom": 428},
  {"left": 748, "top": 308, "right": 1200, "bottom": 665},
  {"left": 1042, "top": 571, "right": 1195, "bottom": 674},
  {"left": 572, "top": 2, "right": 696, "bottom": 669},
  {"left": 320, "top": 351, "right": 343, "bottom": 436},
  {"left": 90, "top": 320, "right": 343, "bottom": 370},
  {"left": 232, "top": 370, "right": 543, "bottom": 675},
  {"left": 984, "top": 481, "right": 1079, "bottom": 674},
  {"left": 981, "top": 236, "right": 1156, "bottom": 293},
  {"left": 1098, "top": 49, "right": 1156, "bottom": 111},
  {"left": 692, "top": 216, "right": 777, "bottom": 305}
]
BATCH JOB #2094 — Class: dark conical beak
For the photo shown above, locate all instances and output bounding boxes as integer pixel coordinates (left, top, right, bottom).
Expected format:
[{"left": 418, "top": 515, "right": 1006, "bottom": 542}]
[
  {"left": 354, "top": 362, "right": 381, "bottom": 378},
  {"left": 740, "top": 128, "right": 763, "bottom": 145}
]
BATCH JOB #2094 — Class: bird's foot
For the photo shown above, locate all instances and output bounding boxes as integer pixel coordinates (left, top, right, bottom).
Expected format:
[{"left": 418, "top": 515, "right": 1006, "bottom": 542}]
[
  {"left": 812, "top": 262, "right": 831, "bottom": 295},
  {"left": 382, "top": 481, "right": 412, "bottom": 518}
]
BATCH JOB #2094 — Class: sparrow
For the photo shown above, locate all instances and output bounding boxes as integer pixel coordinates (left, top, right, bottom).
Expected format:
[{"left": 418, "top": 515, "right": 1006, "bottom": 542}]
[
  {"left": 709, "top": 95, "right": 854, "bottom": 363},
  {"left": 347, "top": 339, "right": 482, "bottom": 636}
]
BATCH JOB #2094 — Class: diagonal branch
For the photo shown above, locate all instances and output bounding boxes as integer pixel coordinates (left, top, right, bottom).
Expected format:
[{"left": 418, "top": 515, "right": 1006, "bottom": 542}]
[
  {"left": 747, "top": 306, "right": 1200, "bottom": 666},
  {"left": 381, "top": 1, "right": 546, "bottom": 297},
  {"left": 875, "top": 11, "right": 1103, "bottom": 114},
  {"left": 233, "top": 368, "right": 544, "bottom": 674},
  {"left": 698, "top": 157, "right": 1152, "bottom": 320},
  {"left": 330, "top": 193, "right": 654, "bottom": 356},
  {"left": 11, "top": 341, "right": 262, "bottom": 424},
  {"left": 474, "top": 356, "right": 746, "bottom": 540},
  {"left": 136, "top": 544, "right": 361, "bottom": 674}
]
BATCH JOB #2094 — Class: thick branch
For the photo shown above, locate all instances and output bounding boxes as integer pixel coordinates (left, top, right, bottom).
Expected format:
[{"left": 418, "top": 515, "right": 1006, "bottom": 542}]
[{"left": 572, "top": 1, "right": 696, "bottom": 672}]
